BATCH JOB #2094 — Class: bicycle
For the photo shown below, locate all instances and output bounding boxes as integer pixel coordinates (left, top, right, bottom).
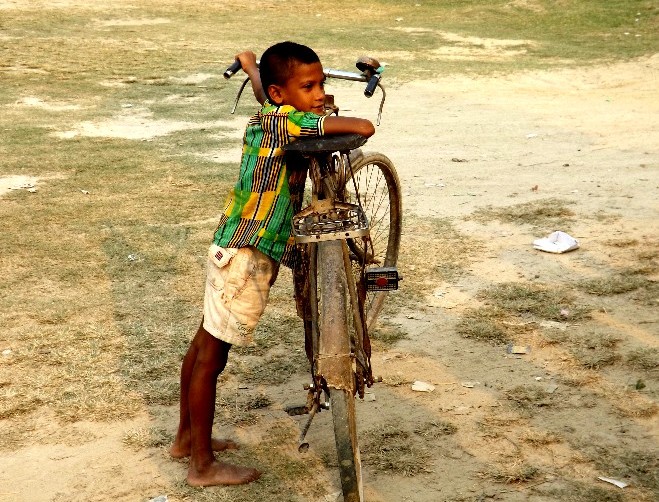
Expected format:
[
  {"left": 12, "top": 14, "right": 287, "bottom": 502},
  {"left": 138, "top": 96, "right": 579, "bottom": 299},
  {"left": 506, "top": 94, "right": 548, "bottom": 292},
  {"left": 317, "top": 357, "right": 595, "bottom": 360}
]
[{"left": 225, "top": 56, "right": 402, "bottom": 502}]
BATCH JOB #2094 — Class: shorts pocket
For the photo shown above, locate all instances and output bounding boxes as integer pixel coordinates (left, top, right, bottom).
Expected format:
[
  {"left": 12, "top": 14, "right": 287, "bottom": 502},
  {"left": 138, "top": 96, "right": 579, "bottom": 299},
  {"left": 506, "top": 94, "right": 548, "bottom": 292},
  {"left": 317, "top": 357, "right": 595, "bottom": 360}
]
[
  {"left": 207, "top": 245, "right": 237, "bottom": 292},
  {"left": 222, "top": 248, "right": 256, "bottom": 302},
  {"left": 209, "top": 244, "right": 236, "bottom": 269}
]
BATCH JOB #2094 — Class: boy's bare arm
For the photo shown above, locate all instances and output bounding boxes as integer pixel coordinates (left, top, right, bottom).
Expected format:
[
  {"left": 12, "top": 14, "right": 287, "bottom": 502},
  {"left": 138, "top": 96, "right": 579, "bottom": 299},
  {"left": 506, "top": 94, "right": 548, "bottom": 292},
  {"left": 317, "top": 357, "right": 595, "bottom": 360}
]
[
  {"left": 323, "top": 116, "right": 375, "bottom": 138},
  {"left": 236, "top": 51, "right": 267, "bottom": 105}
]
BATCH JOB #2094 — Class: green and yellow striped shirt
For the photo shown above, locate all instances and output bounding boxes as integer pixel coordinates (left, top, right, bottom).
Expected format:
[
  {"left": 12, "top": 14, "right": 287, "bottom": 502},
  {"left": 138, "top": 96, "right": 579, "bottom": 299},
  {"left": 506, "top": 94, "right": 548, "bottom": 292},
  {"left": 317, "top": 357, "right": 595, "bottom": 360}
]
[{"left": 213, "top": 101, "right": 326, "bottom": 267}]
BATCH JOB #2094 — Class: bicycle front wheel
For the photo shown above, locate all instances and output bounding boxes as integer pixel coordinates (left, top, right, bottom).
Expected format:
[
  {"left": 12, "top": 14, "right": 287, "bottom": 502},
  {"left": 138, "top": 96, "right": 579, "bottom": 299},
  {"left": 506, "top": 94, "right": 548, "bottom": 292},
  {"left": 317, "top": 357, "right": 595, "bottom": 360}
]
[
  {"left": 345, "top": 152, "right": 402, "bottom": 328},
  {"left": 317, "top": 240, "right": 363, "bottom": 502},
  {"left": 330, "top": 387, "right": 363, "bottom": 502}
]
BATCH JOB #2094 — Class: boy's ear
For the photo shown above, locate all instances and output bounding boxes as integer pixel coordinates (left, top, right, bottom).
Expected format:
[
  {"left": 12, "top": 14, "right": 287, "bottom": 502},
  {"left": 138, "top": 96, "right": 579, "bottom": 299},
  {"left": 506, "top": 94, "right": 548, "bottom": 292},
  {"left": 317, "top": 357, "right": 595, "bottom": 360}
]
[{"left": 268, "top": 84, "right": 285, "bottom": 105}]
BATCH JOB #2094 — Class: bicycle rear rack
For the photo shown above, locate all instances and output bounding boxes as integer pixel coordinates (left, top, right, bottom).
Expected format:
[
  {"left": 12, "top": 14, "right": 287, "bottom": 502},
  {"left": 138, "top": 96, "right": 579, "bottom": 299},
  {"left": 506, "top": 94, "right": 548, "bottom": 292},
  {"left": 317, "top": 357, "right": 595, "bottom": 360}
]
[{"left": 292, "top": 199, "right": 369, "bottom": 243}]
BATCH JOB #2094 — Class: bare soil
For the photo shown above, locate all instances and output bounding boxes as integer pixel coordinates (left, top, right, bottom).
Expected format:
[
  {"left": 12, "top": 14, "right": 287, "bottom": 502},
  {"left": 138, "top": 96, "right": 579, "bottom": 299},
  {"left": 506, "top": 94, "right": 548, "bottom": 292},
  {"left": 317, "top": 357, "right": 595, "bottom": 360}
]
[{"left": 1, "top": 49, "right": 658, "bottom": 502}]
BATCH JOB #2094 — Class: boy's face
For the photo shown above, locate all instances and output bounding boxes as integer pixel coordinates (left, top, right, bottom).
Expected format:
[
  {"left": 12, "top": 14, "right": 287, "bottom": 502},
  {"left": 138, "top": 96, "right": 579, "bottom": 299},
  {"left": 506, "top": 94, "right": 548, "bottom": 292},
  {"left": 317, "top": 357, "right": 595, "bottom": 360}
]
[{"left": 269, "top": 62, "right": 326, "bottom": 115}]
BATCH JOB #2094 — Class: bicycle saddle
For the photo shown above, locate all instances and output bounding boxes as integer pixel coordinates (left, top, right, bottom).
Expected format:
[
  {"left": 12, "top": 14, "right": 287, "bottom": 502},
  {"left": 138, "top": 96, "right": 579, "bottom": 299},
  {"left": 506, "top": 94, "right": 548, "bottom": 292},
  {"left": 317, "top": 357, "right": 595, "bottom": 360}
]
[{"left": 283, "top": 133, "right": 368, "bottom": 154}]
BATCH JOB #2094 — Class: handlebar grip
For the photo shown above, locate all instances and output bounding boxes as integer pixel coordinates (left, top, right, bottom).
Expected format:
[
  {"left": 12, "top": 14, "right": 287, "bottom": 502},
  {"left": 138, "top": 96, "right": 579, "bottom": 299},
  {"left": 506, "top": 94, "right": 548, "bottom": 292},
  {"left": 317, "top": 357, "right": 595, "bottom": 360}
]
[
  {"left": 364, "top": 73, "right": 381, "bottom": 97},
  {"left": 223, "top": 60, "right": 242, "bottom": 79}
]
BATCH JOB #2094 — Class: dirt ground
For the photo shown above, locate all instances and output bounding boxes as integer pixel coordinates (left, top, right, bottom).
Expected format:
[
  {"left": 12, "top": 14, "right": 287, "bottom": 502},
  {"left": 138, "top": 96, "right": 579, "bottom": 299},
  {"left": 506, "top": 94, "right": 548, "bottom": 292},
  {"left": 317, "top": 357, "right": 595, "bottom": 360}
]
[{"left": 1, "top": 49, "right": 658, "bottom": 501}]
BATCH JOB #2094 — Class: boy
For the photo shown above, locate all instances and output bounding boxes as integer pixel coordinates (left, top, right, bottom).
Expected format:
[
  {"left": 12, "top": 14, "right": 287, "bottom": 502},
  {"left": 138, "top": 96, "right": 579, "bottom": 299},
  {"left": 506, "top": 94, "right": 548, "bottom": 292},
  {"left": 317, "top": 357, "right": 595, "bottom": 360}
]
[{"left": 169, "top": 42, "right": 374, "bottom": 487}]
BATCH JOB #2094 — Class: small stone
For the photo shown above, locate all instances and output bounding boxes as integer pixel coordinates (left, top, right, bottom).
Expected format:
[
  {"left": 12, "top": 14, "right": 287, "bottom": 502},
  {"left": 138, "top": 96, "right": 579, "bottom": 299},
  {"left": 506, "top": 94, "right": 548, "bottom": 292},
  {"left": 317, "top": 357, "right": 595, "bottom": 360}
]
[{"left": 412, "top": 381, "right": 435, "bottom": 392}]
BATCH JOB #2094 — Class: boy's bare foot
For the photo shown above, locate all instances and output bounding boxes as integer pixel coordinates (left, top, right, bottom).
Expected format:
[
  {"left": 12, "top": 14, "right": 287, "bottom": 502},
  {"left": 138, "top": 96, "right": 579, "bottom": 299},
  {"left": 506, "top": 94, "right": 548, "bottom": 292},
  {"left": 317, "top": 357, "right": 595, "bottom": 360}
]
[
  {"left": 170, "top": 437, "right": 239, "bottom": 459},
  {"left": 187, "top": 460, "right": 261, "bottom": 486}
]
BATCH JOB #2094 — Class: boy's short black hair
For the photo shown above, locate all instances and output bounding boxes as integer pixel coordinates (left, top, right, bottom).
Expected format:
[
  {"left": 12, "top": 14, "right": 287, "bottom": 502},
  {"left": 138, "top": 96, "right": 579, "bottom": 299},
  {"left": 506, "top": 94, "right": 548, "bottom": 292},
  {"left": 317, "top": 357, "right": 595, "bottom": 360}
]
[{"left": 260, "top": 41, "right": 321, "bottom": 101}]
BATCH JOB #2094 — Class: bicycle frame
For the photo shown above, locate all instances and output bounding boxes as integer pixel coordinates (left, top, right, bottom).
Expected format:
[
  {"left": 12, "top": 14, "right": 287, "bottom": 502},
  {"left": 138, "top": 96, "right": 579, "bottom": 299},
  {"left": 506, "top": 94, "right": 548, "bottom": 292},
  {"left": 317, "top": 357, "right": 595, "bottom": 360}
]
[
  {"left": 225, "top": 56, "right": 402, "bottom": 502},
  {"left": 297, "top": 142, "right": 373, "bottom": 386},
  {"left": 286, "top": 140, "right": 373, "bottom": 502}
]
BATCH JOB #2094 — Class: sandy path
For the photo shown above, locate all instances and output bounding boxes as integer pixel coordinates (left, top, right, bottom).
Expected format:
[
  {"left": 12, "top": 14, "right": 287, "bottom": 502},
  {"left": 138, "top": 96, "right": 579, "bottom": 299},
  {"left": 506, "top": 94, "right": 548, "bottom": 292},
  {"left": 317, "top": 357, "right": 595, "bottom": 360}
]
[{"left": 1, "top": 55, "right": 657, "bottom": 501}]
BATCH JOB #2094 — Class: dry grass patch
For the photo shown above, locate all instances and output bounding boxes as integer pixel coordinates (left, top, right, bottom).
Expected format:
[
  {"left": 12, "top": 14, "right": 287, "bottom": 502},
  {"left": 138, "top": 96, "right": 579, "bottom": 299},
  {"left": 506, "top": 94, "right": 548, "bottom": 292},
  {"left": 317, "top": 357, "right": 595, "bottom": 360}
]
[
  {"left": 361, "top": 423, "right": 434, "bottom": 476},
  {"left": 413, "top": 420, "right": 458, "bottom": 438},
  {"left": 170, "top": 421, "right": 331, "bottom": 502},
  {"left": 215, "top": 391, "right": 273, "bottom": 427},
  {"left": 520, "top": 429, "right": 563, "bottom": 446},
  {"left": 456, "top": 306, "right": 511, "bottom": 344},
  {"left": 605, "top": 386, "right": 658, "bottom": 419},
  {"left": 505, "top": 384, "right": 554, "bottom": 410},
  {"left": 577, "top": 271, "right": 655, "bottom": 296},
  {"left": 592, "top": 238, "right": 659, "bottom": 307},
  {"left": 234, "top": 351, "right": 308, "bottom": 386},
  {"left": 479, "top": 410, "right": 526, "bottom": 429},
  {"left": 541, "top": 327, "right": 624, "bottom": 371},
  {"left": 457, "top": 282, "right": 592, "bottom": 344},
  {"left": 571, "top": 439, "right": 659, "bottom": 499},
  {"left": 542, "top": 480, "right": 624, "bottom": 502},
  {"left": 394, "top": 216, "right": 481, "bottom": 308},
  {"left": 369, "top": 321, "right": 408, "bottom": 347},
  {"left": 0, "top": 323, "right": 144, "bottom": 425},
  {"left": 480, "top": 460, "right": 541, "bottom": 484},
  {"left": 562, "top": 330, "right": 621, "bottom": 370},
  {"left": 470, "top": 198, "right": 576, "bottom": 230},
  {"left": 122, "top": 425, "right": 172, "bottom": 450},
  {"left": 382, "top": 374, "right": 413, "bottom": 387},
  {"left": 625, "top": 347, "right": 659, "bottom": 372},
  {"left": 483, "top": 282, "right": 591, "bottom": 321},
  {"left": 556, "top": 367, "right": 601, "bottom": 388},
  {"left": 604, "top": 238, "right": 640, "bottom": 248},
  {"left": 571, "top": 347, "right": 620, "bottom": 370}
]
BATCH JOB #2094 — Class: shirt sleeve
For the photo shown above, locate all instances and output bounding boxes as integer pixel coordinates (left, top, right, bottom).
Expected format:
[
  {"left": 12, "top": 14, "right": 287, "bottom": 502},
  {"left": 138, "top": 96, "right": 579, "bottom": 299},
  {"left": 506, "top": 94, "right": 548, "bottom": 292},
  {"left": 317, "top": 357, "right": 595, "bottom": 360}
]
[{"left": 286, "top": 109, "right": 326, "bottom": 138}]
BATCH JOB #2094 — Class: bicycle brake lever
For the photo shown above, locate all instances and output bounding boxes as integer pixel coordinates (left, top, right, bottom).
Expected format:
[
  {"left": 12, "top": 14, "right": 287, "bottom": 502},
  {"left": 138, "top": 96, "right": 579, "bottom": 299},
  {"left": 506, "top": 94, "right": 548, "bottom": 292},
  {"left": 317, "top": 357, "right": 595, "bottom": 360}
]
[
  {"left": 375, "top": 83, "right": 386, "bottom": 126},
  {"left": 230, "top": 77, "right": 251, "bottom": 114}
]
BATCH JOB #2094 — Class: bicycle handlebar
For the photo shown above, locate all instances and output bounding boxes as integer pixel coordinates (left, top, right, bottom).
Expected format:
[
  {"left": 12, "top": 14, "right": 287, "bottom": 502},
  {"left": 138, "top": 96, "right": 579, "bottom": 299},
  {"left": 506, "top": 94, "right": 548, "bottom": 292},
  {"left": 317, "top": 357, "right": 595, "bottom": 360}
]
[
  {"left": 224, "top": 59, "right": 387, "bottom": 124},
  {"left": 223, "top": 61, "right": 374, "bottom": 86},
  {"left": 364, "top": 73, "right": 381, "bottom": 98},
  {"left": 322, "top": 68, "right": 366, "bottom": 82},
  {"left": 223, "top": 60, "right": 242, "bottom": 79}
]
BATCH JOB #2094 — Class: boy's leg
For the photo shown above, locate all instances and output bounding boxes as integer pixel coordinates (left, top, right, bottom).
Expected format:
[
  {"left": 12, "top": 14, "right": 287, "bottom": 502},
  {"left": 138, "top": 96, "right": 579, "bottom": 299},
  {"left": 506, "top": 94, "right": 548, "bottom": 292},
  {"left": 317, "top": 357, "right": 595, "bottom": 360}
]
[
  {"left": 170, "top": 323, "right": 238, "bottom": 459},
  {"left": 171, "top": 245, "right": 275, "bottom": 485},
  {"left": 184, "top": 326, "right": 261, "bottom": 486}
]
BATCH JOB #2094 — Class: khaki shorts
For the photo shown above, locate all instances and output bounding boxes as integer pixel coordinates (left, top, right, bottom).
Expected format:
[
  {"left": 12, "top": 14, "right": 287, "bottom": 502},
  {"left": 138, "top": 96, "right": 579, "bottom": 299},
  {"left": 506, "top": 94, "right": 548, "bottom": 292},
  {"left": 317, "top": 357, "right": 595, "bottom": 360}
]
[{"left": 202, "top": 244, "right": 279, "bottom": 346}]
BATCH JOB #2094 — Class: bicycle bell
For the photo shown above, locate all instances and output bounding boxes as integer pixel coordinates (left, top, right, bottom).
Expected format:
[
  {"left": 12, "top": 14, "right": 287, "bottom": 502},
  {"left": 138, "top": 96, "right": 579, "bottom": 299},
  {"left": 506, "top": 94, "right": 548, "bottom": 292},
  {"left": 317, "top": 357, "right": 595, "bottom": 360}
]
[{"left": 356, "top": 56, "right": 382, "bottom": 76}]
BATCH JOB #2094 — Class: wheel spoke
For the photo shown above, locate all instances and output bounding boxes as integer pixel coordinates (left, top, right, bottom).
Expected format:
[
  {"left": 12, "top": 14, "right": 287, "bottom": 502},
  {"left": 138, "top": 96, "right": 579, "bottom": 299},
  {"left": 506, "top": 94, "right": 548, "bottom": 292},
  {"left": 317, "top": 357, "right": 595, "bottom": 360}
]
[{"left": 344, "top": 153, "right": 401, "bottom": 328}]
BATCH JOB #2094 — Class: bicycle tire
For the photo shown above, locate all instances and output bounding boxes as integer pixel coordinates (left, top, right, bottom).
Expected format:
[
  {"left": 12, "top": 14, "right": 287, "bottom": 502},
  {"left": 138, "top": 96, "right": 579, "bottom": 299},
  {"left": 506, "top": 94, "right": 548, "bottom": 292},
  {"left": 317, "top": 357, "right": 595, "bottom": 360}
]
[
  {"left": 345, "top": 152, "right": 402, "bottom": 328},
  {"left": 330, "top": 387, "right": 363, "bottom": 502},
  {"left": 317, "top": 240, "right": 363, "bottom": 502}
]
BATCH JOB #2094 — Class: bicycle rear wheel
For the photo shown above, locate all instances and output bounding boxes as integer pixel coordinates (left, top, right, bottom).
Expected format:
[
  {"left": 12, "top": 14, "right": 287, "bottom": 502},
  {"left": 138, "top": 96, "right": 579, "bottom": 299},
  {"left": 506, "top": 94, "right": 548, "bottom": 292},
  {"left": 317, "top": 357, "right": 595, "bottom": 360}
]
[
  {"left": 317, "top": 240, "right": 363, "bottom": 502},
  {"left": 345, "top": 152, "right": 402, "bottom": 328}
]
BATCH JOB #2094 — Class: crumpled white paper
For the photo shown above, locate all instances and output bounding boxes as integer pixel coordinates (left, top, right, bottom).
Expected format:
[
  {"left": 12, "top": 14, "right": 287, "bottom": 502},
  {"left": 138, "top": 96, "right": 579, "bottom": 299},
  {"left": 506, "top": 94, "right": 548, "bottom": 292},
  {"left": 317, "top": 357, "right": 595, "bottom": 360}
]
[{"left": 533, "top": 231, "right": 579, "bottom": 253}]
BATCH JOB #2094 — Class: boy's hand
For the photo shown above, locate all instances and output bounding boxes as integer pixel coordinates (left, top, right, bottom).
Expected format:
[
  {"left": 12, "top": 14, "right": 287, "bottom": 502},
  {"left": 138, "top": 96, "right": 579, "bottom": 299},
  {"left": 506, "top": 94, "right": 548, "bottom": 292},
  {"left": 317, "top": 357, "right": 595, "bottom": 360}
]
[
  {"left": 234, "top": 51, "right": 267, "bottom": 105},
  {"left": 324, "top": 116, "right": 375, "bottom": 138},
  {"left": 235, "top": 51, "right": 258, "bottom": 77}
]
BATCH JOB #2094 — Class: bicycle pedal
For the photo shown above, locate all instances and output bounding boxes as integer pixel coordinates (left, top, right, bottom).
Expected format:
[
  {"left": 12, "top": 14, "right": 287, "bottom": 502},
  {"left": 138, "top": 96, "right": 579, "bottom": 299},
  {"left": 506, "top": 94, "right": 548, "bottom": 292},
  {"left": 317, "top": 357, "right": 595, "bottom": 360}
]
[{"left": 365, "top": 267, "right": 402, "bottom": 291}]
